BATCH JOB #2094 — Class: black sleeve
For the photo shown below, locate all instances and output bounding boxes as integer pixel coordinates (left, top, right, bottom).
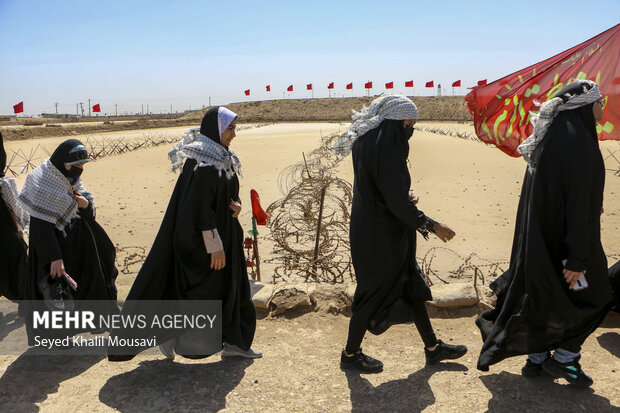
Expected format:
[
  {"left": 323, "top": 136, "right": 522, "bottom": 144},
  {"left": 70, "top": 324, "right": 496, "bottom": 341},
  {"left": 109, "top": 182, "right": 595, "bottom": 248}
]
[
  {"left": 29, "top": 217, "right": 62, "bottom": 263},
  {"left": 561, "top": 147, "right": 593, "bottom": 273},
  {"left": 193, "top": 166, "right": 219, "bottom": 231},
  {"left": 375, "top": 139, "right": 431, "bottom": 230}
]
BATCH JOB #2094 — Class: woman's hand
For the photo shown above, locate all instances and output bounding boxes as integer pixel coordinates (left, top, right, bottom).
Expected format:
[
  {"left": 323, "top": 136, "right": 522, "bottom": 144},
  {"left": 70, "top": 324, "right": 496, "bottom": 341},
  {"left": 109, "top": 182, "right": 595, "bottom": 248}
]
[
  {"left": 563, "top": 268, "right": 585, "bottom": 290},
  {"left": 408, "top": 191, "right": 419, "bottom": 205},
  {"left": 229, "top": 200, "right": 242, "bottom": 218},
  {"left": 69, "top": 191, "right": 89, "bottom": 209},
  {"left": 50, "top": 259, "right": 65, "bottom": 279},
  {"left": 432, "top": 223, "right": 456, "bottom": 242},
  {"left": 211, "top": 249, "right": 226, "bottom": 270}
]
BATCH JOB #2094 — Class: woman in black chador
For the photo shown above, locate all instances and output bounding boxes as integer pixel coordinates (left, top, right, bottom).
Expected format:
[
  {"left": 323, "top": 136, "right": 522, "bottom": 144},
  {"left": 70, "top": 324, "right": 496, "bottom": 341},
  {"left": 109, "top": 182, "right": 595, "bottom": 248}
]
[
  {"left": 476, "top": 81, "right": 613, "bottom": 387},
  {"left": 0, "top": 132, "right": 28, "bottom": 302},
  {"left": 331, "top": 95, "right": 467, "bottom": 373},
  {"left": 108, "top": 106, "right": 258, "bottom": 361},
  {"left": 19, "top": 139, "right": 119, "bottom": 344}
]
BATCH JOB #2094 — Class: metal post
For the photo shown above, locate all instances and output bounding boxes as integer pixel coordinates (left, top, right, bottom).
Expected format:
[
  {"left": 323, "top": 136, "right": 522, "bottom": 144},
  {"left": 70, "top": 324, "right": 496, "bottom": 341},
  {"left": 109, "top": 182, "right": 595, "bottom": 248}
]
[
  {"left": 312, "top": 186, "right": 327, "bottom": 278},
  {"left": 252, "top": 217, "right": 261, "bottom": 282}
]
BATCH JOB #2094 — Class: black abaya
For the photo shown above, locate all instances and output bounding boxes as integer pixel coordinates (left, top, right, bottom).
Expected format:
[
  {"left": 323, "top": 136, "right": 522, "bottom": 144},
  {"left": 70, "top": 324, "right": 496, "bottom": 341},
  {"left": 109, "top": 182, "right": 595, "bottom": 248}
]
[
  {"left": 108, "top": 136, "right": 255, "bottom": 360},
  {"left": 476, "top": 103, "right": 613, "bottom": 371},
  {"left": 609, "top": 261, "right": 620, "bottom": 312},
  {"left": 348, "top": 120, "right": 434, "bottom": 342}
]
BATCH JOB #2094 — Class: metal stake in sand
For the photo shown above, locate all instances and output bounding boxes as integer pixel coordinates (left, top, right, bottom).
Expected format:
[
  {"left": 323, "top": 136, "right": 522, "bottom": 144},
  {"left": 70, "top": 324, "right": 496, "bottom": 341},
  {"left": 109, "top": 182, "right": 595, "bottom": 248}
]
[
  {"left": 251, "top": 216, "right": 261, "bottom": 282},
  {"left": 312, "top": 185, "right": 327, "bottom": 279}
]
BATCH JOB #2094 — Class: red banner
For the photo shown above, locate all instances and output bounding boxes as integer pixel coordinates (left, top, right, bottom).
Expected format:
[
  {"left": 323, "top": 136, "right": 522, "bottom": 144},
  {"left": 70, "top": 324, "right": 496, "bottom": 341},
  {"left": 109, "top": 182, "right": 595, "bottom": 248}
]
[
  {"left": 250, "top": 189, "right": 269, "bottom": 225},
  {"left": 452, "top": 80, "right": 461, "bottom": 87},
  {"left": 287, "top": 85, "right": 293, "bottom": 92},
  {"left": 465, "top": 23, "right": 620, "bottom": 157},
  {"left": 385, "top": 81, "right": 393, "bottom": 89},
  {"left": 477, "top": 79, "right": 487, "bottom": 87},
  {"left": 425, "top": 81, "right": 434, "bottom": 88},
  {"left": 328, "top": 82, "right": 334, "bottom": 89},
  {"left": 365, "top": 81, "right": 372, "bottom": 89},
  {"left": 244, "top": 89, "right": 250, "bottom": 96},
  {"left": 405, "top": 80, "right": 414, "bottom": 87},
  {"left": 92, "top": 104, "right": 101, "bottom": 112},
  {"left": 346, "top": 83, "right": 353, "bottom": 90},
  {"left": 266, "top": 85, "right": 271, "bottom": 92},
  {"left": 13, "top": 101, "right": 23, "bottom": 114},
  {"left": 307, "top": 83, "right": 312, "bottom": 90}
]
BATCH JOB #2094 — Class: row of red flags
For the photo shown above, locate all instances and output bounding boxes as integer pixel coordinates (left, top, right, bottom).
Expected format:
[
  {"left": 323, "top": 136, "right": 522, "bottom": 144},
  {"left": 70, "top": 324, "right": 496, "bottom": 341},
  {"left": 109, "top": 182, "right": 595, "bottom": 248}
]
[
  {"left": 244, "top": 80, "right": 487, "bottom": 95},
  {"left": 12, "top": 102, "right": 101, "bottom": 114}
]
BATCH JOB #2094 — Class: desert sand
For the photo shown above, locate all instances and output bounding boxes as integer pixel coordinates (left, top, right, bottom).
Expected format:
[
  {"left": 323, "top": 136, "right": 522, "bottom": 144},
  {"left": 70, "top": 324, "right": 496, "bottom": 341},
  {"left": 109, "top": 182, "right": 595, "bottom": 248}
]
[{"left": 1, "top": 122, "right": 619, "bottom": 412}]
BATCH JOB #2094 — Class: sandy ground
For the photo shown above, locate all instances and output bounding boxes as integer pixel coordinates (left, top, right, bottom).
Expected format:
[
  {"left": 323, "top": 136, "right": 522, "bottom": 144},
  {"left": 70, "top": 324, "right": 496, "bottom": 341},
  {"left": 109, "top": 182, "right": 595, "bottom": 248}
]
[{"left": 1, "top": 123, "right": 619, "bottom": 411}]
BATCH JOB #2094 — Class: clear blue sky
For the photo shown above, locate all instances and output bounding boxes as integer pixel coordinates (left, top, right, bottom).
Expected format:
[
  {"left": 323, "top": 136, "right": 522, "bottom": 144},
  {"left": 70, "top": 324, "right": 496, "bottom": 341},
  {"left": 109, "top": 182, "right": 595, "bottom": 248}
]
[{"left": 1, "top": 0, "right": 618, "bottom": 116}]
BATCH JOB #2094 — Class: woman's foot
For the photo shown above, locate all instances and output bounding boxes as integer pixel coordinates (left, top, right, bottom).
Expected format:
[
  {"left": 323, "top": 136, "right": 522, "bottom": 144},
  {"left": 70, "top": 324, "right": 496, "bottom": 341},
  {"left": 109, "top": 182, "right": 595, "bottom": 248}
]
[
  {"left": 424, "top": 340, "right": 467, "bottom": 364},
  {"left": 542, "top": 356, "right": 593, "bottom": 387},
  {"left": 222, "top": 343, "right": 263, "bottom": 358},
  {"left": 340, "top": 348, "right": 383, "bottom": 373}
]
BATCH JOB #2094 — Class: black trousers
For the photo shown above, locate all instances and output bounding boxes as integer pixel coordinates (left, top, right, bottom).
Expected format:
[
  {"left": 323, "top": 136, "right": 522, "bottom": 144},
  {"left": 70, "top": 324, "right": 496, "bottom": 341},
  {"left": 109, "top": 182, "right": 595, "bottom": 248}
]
[{"left": 345, "top": 299, "right": 438, "bottom": 354}]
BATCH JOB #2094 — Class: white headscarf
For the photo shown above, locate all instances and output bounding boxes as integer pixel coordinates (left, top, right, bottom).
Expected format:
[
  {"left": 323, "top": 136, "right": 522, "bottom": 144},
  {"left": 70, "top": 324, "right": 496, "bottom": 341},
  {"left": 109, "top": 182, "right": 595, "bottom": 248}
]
[
  {"left": 217, "top": 107, "right": 238, "bottom": 141},
  {"left": 517, "top": 79, "right": 602, "bottom": 170},
  {"left": 331, "top": 94, "right": 419, "bottom": 157}
]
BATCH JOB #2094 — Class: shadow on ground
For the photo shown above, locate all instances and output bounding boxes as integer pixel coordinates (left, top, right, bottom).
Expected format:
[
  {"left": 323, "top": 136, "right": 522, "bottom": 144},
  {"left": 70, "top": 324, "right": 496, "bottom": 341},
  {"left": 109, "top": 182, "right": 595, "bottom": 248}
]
[
  {"left": 597, "top": 332, "right": 620, "bottom": 358},
  {"left": 0, "top": 349, "right": 104, "bottom": 412},
  {"left": 480, "top": 371, "right": 619, "bottom": 413},
  {"left": 99, "top": 358, "right": 253, "bottom": 412},
  {"left": 345, "top": 362, "right": 467, "bottom": 412}
]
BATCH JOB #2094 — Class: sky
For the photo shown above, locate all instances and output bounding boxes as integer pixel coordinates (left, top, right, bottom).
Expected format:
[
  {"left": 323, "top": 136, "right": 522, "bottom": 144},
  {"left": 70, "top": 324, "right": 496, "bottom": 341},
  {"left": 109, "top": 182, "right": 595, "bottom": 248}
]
[{"left": 0, "top": 0, "right": 618, "bottom": 116}]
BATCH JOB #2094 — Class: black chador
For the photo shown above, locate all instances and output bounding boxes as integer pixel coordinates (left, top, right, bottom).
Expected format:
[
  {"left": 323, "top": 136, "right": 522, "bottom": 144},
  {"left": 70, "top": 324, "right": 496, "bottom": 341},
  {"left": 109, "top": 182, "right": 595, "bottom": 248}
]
[
  {"left": 108, "top": 107, "right": 256, "bottom": 361},
  {"left": 0, "top": 132, "right": 28, "bottom": 302},
  {"left": 476, "top": 83, "right": 613, "bottom": 371},
  {"left": 19, "top": 139, "right": 119, "bottom": 344}
]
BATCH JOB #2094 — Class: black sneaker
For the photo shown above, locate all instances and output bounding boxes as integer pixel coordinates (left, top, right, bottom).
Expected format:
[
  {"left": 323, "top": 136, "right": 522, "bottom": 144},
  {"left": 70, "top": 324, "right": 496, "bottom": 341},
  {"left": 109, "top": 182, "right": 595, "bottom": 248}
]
[
  {"left": 340, "top": 349, "right": 383, "bottom": 373},
  {"left": 425, "top": 340, "right": 467, "bottom": 365},
  {"left": 542, "top": 356, "right": 593, "bottom": 387},
  {"left": 522, "top": 359, "right": 544, "bottom": 377},
  {"left": 522, "top": 352, "right": 550, "bottom": 377}
]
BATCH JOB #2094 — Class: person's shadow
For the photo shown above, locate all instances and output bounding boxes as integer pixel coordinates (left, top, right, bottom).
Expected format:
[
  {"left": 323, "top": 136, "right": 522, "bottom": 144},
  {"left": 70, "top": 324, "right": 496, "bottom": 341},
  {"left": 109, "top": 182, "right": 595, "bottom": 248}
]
[
  {"left": 0, "top": 349, "right": 104, "bottom": 412},
  {"left": 597, "top": 332, "right": 620, "bottom": 358},
  {"left": 480, "top": 371, "right": 619, "bottom": 412},
  {"left": 345, "top": 362, "right": 467, "bottom": 412},
  {"left": 0, "top": 309, "right": 24, "bottom": 343},
  {"left": 99, "top": 357, "right": 253, "bottom": 412}
]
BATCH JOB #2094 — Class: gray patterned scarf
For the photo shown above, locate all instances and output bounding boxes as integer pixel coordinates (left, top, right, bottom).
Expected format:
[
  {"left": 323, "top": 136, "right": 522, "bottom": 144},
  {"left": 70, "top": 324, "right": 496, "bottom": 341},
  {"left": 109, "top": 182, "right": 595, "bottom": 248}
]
[
  {"left": 0, "top": 177, "right": 29, "bottom": 231},
  {"left": 169, "top": 128, "right": 242, "bottom": 179}
]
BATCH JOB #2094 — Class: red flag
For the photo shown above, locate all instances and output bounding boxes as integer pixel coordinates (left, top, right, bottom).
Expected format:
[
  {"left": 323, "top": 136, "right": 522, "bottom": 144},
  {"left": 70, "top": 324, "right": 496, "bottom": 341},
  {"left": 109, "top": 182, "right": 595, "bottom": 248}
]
[
  {"left": 477, "top": 79, "right": 487, "bottom": 87},
  {"left": 385, "top": 82, "right": 394, "bottom": 89},
  {"left": 92, "top": 104, "right": 101, "bottom": 112},
  {"left": 327, "top": 82, "right": 334, "bottom": 89},
  {"left": 287, "top": 85, "right": 293, "bottom": 92},
  {"left": 452, "top": 80, "right": 461, "bottom": 87},
  {"left": 244, "top": 89, "right": 250, "bottom": 96},
  {"left": 425, "top": 81, "right": 434, "bottom": 88},
  {"left": 13, "top": 101, "right": 23, "bottom": 114},
  {"left": 250, "top": 189, "right": 269, "bottom": 225},
  {"left": 465, "top": 23, "right": 620, "bottom": 157},
  {"left": 266, "top": 85, "right": 271, "bottom": 92},
  {"left": 346, "top": 83, "right": 353, "bottom": 90},
  {"left": 307, "top": 83, "right": 312, "bottom": 90},
  {"left": 364, "top": 81, "right": 372, "bottom": 89},
  {"left": 405, "top": 80, "right": 414, "bottom": 87}
]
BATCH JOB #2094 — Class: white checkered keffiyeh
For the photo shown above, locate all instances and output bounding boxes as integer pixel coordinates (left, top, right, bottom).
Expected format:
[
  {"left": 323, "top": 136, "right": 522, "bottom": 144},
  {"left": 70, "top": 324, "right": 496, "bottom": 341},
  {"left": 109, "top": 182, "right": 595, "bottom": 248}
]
[
  {"left": 0, "top": 177, "right": 29, "bottom": 231},
  {"left": 169, "top": 128, "right": 243, "bottom": 179},
  {"left": 331, "top": 94, "right": 419, "bottom": 158},
  {"left": 18, "top": 158, "right": 92, "bottom": 232},
  {"left": 517, "top": 80, "right": 602, "bottom": 171}
]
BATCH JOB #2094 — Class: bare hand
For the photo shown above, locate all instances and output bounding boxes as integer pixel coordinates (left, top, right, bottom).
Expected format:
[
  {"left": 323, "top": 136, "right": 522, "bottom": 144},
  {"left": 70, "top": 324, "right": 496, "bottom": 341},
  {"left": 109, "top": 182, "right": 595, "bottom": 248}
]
[
  {"left": 50, "top": 259, "right": 65, "bottom": 279},
  {"left": 211, "top": 249, "right": 225, "bottom": 270},
  {"left": 563, "top": 268, "right": 585, "bottom": 290},
  {"left": 432, "top": 223, "right": 455, "bottom": 243},
  {"left": 408, "top": 191, "right": 419, "bottom": 205},
  {"left": 69, "top": 191, "right": 89, "bottom": 209},
  {"left": 601, "top": 207, "right": 604, "bottom": 215},
  {"left": 229, "top": 200, "right": 242, "bottom": 218}
]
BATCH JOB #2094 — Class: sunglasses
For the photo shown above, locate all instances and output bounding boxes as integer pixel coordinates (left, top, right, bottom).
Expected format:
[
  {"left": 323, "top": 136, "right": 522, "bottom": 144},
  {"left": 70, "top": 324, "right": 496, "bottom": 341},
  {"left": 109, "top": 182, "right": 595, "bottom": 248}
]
[{"left": 598, "top": 97, "right": 607, "bottom": 109}]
